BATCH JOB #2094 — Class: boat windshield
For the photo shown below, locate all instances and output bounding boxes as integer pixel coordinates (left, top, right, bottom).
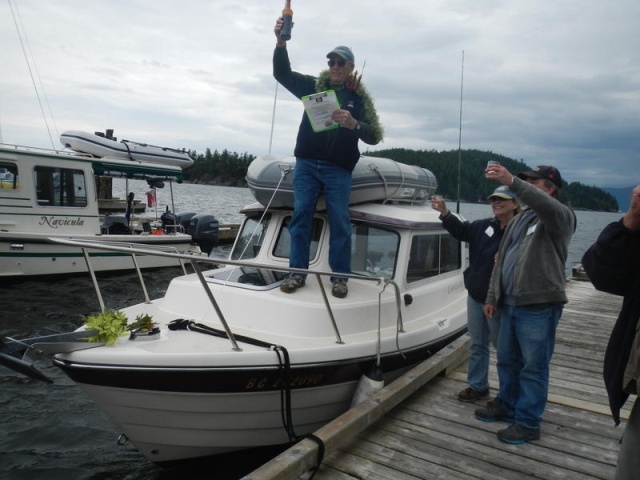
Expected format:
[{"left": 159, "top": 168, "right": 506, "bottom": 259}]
[
  {"left": 272, "top": 216, "right": 323, "bottom": 261},
  {"left": 350, "top": 222, "right": 399, "bottom": 279},
  {"left": 231, "top": 213, "right": 273, "bottom": 260}
]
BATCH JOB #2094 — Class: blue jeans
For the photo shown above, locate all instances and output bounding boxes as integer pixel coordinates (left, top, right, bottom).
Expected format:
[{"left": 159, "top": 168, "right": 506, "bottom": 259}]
[
  {"left": 289, "top": 158, "right": 352, "bottom": 281},
  {"left": 466, "top": 296, "right": 500, "bottom": 392},
  {"left": 496, "top": 303, "right": 562, "bottom": 429}
]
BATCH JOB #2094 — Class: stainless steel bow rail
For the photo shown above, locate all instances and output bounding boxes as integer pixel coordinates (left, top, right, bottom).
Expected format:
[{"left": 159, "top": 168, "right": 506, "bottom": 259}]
[
  {"left": 1, "top": 235, "right": 406, "bottom": 387},
  {"left": 4, "top": 236, "right": 400, "bottom": 354},
  {"left": 76, "top": 240, "right": 192, "bottom": 312}
]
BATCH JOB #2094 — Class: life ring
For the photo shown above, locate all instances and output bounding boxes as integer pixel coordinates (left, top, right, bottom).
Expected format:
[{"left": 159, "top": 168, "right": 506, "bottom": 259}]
[{"left": 151, "top": 229, "right": 165, "bottom": 236}]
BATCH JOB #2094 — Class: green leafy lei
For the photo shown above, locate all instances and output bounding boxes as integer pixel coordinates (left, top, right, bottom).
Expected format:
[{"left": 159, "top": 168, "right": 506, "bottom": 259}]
[{"left": 315, "top": 70, "right": 384, "bottom": 144}]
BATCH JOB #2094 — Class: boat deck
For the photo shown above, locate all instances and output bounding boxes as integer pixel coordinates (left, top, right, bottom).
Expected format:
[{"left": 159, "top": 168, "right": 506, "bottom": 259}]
[{"left": 245, "top": 279, "right": 629, "bottom": 480}]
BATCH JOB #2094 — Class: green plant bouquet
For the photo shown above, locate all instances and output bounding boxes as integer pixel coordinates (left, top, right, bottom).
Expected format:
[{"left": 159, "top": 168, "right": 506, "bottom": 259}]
[{"left": 83, "top": 311, "right": 157, "bottom": 345}]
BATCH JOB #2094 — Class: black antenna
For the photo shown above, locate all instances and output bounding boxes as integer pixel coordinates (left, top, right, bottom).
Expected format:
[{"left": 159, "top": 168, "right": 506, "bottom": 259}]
[{"left": 456, "top": 50, "right": 465, "bottom": 214}]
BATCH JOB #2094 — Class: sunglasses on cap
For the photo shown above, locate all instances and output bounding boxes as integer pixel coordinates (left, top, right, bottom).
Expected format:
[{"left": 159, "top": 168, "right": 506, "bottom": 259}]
[{"left": 327, "top": 59, "right": 346, "bottom": 67}]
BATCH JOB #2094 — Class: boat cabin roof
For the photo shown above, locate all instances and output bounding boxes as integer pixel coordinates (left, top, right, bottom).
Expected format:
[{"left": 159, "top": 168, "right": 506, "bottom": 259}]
[
  {"left": 240, "top": 201, "right": 443, "bottom": 230},
  {"left": 0, "top": 144, "right": 184, "bottom": 182}
]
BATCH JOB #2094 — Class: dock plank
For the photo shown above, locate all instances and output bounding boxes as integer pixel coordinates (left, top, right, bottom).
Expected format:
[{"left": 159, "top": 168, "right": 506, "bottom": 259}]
[{"left": 245, "top": 279, "right": 630, "bottom": 480}]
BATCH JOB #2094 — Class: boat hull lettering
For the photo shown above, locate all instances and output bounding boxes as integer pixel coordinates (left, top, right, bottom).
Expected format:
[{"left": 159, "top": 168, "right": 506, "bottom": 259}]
[{"left": 39, "top": 216, "right": 86, "bottom": 228}]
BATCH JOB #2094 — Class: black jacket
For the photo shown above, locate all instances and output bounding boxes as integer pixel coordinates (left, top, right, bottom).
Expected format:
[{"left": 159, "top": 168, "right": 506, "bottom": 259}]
[
  {"left": 441, "top": 213, "right": 505, "bottom": 303},
  {"left": 273, "top": 46, "right": 380, "bottom": 172},
  {"left": 582, "top": 219, "right": 640, "bottom": 425}
]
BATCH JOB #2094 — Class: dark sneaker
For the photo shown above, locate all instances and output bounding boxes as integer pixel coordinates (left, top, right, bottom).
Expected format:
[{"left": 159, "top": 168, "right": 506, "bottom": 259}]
[
  {"left": 475, "top": 398, "right": 515, "bottom": 423},
  {"left": 497, "top": 423, "right": 540, "bottom": 444},
  {"left": 458, "top": 387, "right": 490, "bottom": 403},
  {"left": 280, "top": 275, "right": 305, "bottom": 293},
  {"left": 331, "top": 279, "right": 348, "bottom": 298}
]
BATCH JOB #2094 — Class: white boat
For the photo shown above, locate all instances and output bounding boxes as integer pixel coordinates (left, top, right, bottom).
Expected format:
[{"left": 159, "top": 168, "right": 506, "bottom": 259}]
[
  {"left": 60, "top": 130, "right": 194, "bottom": 168},
  {"left": 246, "top": 154, "right": 438, "bottom": 209},
  {"left": 1, "top": 158, "right": 467, "bottom": 464},
  {"left": 0, "top": 142, "right": 218, "bottom": 277}
]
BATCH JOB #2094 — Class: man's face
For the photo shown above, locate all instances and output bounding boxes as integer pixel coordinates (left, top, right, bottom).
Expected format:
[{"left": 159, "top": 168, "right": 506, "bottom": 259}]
[
  {"left": 327, "top": 56, "right": 354, "bottom": 86},
  {"left": 527, "top": 178, "right": 556, "bottom": 196}
]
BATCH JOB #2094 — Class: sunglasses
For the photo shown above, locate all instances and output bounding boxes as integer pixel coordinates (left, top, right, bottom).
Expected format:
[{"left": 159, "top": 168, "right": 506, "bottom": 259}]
[
  {"left": 327, "top": 59, "right": 346, "bottom": 68},
  {"left": 489, "top": 197, "right": 510, "bottom": 202}
]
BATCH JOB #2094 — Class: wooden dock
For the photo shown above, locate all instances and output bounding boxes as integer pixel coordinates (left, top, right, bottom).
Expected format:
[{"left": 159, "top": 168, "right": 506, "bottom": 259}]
[
  {"left": 218, "top": 223, "right": 240, "bottom": 244},
  {"left": 245, "top": 279, "right": 629, "bottom": 480}
]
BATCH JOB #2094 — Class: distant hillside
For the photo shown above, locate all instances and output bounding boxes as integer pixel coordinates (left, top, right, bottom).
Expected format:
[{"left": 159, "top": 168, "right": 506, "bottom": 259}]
[
  {"left": 365, "top": 148, "right": 618, "bottom": 212},
  {"left": 603, "top": 186, "right": 634, "bottom": 212},
  {"left": 183, "top": 147, "right": 619, "bottom": 212}
]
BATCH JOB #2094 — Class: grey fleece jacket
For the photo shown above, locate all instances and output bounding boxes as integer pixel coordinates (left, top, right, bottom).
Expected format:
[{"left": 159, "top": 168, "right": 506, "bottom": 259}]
[{"left": 485, "top": 176, "right": 576, "bottom": 307}]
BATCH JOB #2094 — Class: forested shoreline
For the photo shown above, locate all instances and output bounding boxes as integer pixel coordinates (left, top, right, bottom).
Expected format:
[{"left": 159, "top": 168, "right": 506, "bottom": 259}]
[{"left": 182, "top": 147, "right": 619, "bottom": 212}]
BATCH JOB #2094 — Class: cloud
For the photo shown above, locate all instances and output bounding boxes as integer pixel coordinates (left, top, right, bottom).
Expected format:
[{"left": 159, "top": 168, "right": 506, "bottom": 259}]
[{"left": 1, "top": 0, "right": 638, "bottom": 188}]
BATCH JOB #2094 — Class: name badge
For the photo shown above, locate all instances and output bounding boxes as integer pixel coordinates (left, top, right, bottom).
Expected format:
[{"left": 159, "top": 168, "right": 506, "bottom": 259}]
[
  {"left": 484, "top": 226, "right": 495, "bottom": 237},
  {"left": 527, "top": 223, "right": 538, "bottom": 235}
]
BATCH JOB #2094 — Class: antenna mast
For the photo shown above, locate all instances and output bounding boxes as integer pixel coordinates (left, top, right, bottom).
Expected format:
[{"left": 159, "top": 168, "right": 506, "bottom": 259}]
[
  {"left": 268, "top": 83, "right": 279, "bottom": 155},
  {"left": 456, "top": 50, "right": 465, "bottom": 214}
]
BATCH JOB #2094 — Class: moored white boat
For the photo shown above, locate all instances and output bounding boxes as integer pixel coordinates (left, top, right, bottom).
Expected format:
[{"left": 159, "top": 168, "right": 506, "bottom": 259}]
[
  {"left": 2, "top": 157, "right": 467, "bottom": 464},
  {"left": 60, "top": 130, "right": 194, "bottom": 168},
  {"left": 0, "top": 142, "right": 218, "bottom": 277}
]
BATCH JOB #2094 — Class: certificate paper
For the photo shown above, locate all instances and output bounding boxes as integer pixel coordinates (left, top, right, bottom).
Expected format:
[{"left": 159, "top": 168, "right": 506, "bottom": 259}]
[{"left": 302, "top": 90, "right": 340, "bottom": 133}]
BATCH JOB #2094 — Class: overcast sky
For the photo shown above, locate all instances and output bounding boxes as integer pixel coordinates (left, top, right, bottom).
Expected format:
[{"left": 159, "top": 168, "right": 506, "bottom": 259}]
[{"left": 1, "top": 0, "right": 638, "bottom": 188}]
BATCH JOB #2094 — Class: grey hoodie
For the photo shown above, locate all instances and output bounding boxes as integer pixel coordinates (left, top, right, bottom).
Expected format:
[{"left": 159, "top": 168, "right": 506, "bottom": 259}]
[{"left": 485, "top": 176, "right": 576, "bottom": 307}]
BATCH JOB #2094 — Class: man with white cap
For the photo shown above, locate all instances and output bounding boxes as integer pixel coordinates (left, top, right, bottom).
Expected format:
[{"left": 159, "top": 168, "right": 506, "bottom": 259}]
[{"left": 272, "top": 17, "right": 383, "bottom": 298}]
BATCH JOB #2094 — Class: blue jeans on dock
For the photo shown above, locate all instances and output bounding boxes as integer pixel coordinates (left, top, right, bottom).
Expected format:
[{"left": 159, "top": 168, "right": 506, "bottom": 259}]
[
  {"left": 288, "top": 158, "right": 352, "bottom": 281},
  {"left": 496, "top": 303, "right": 562, "bottom": 429},
  {"left": 466, "top": 296, "right": 500, "bottom": 392}
]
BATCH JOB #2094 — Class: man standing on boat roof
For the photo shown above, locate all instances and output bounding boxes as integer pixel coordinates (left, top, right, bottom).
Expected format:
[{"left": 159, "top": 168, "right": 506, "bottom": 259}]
[
  {"left": 476, "top": 164, "right": 576, "bottom": 445},
  {"left": 272, "top": 17, "right": 383, "bottom": 299}
]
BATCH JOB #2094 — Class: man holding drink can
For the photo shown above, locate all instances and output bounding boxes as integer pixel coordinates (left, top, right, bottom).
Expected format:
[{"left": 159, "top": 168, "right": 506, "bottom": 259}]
[{"left": 475, "top": 162, "right": 576, "bottom": 444}]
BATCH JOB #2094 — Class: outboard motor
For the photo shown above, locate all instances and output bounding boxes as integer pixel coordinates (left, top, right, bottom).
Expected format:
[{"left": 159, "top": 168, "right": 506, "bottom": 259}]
[
  {"left": 175, "top": 212, "right": 198, "bottom": 234},
  {"left": 160, "top": 208, "right": 179, "bottom": 233},
  {"left": 160, "top": 210, "right": 199, "bottom": 234},
  {"left": 102, "top": 215, "right": 130, "bottom": 234},
  {"left": 187, "top": 213, "right": 219, "bottom": 255}
]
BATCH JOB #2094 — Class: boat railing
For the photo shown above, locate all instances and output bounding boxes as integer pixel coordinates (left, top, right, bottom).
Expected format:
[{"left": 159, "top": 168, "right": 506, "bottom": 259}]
[
  {"left": 61, "top": 238, "right": 192, "bottom": 311},
  {"left": 49, "top": 237, "right": 401, "bottom": 352},
  {"left": 0, "top": 142, "right": 94, "bottom": 158}
]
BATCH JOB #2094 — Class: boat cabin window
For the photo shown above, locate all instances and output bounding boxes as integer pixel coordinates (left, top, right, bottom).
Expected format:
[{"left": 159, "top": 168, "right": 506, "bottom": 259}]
[
  {"left": 351, "top": 223, "right": 399, "bottom": 279},
  {"left": 0, "top": 162, "right": 19, "bottom": 190},
  {"left": 34, "top": 166, "right": 87, "bottom": 207},
  {"left": 272, "top": 216, "right": 322, "bottom": 261},
  {"left": 231, "top": 213, "right": 272, "bottom": 260},
  {"left": 407, "top": 233, "right": 461, "bottom": 282}
]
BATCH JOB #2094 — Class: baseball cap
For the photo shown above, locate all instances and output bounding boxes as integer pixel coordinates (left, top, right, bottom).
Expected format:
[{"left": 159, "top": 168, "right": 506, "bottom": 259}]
[
  {"left": 326, "top": 46, "right": 354, "bottom": 64},
  {"left": 517, "top": 165, "right": 563, "bottom": 188},
  {"left": 488, "top": 185, "right": 517, "bottom": 200}
]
